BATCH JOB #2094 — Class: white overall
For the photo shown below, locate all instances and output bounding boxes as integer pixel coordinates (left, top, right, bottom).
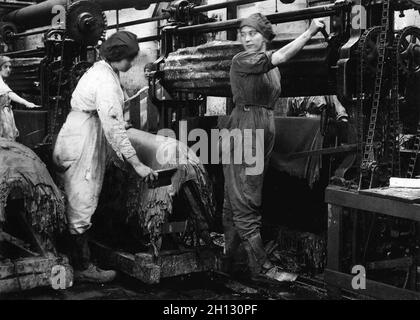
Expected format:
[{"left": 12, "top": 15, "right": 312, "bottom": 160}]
[
  {"left": 53, "top": 61, "right": 137, "bottom": 235},
  {"left": 0, "top": 77, "right": 19, "bottom": 140}
]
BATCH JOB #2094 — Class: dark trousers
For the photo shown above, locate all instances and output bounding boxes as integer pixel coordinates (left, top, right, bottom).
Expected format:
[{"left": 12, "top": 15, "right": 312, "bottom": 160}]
[{"left": 222, "top": 106, "right": 275, "bottom": 250}]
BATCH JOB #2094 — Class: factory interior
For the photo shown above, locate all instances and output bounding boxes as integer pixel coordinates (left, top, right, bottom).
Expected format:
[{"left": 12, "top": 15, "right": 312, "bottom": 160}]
[{"left": 0, "top": 0, "right": 420, "bottom": 302}]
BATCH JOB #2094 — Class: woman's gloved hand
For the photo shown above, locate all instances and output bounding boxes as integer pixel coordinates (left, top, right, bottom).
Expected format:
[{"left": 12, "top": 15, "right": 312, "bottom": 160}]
[{"left": 134, "top": 163, "right": 158, "bottom": 183}]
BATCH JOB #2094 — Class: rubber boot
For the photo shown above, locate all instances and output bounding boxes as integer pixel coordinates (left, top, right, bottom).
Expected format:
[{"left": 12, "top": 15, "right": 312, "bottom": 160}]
[
  {"left": 244, "top": 233, "right": 297, "bottom": 282},
  {"left": 70, "top": 233, "right": 117, "bottom": 284},
  {"left": 243, "top": 233, "right": 268, "bottom": 275},
  {"left": 221, "top": 227, "right": 249, "bottom": 277}
]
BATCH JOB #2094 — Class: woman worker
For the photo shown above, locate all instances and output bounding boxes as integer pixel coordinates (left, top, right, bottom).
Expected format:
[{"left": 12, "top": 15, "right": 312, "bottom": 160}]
[
  {"left": 223, "top": 13, "right": 326, "bottom": 281},
  {"left": 0, "top": 55, "right": 41, "bottom": 140},
  {"left": 53, "top": 31, "right": 158, "bottom": 283}
]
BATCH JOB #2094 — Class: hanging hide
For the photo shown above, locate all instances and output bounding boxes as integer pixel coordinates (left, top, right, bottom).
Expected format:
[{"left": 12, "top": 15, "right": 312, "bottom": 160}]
[{"left": 96, "top": 129, "right": 215, "bottom": 256}]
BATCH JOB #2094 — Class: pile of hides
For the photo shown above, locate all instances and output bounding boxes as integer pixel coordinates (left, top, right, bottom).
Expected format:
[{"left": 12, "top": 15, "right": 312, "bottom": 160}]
[
  {"left": 163, "top": 40, "right": 242, "bottom": 97},
  {"left": 0, "top": 138, "right": 66, "bottom": 240},
  {"left": 96, "top": 129, "right": 215, "bottom": 255},
  {"left": 270, "top": 117, "right": 323, "bottom": 187}
]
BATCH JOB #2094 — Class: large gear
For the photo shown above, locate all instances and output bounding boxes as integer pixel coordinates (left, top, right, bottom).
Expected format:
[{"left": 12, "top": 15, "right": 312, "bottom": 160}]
[
  {"left": 66, "top": 0, "right": 107, "bottom": 46},
  {"left": 395, "top": 26, "right": 420, "bottom": 74},
  {"left": 0, "top": 22, "right": 17, "bottom": 44}
]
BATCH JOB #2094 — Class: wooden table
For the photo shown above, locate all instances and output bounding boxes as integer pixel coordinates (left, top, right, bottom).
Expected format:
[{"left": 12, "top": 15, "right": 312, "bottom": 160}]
[{"left": 324, "top": 186, "right": 420, "bottom": 300}]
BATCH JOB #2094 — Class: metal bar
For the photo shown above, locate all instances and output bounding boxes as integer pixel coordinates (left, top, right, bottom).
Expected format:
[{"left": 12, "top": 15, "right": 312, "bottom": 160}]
[
  {"left": 177, "top": 1, "right": 352, "bottom": 34},
  {"left": 3, "top": 0, "right": 161, "bottom": 29},
  {"left": 193, "top": 0, "right": 265, "bottom": 13},
  {"left": 107, "top": 14, "right": 170, "bottom": 30},
  {"left": 8, "top": 27, "right": 51, "bottom": 39},
  {"left": 287, "top": 144, "right": 357, "bottom": 159},
  {"left": 0, "top": 1, "right": 35, "bottom": 10},
  {"left": 106, "top": 0, "right": 275, "bottom": 30},
  {"left": 5, "top": 48, "right": 45, "bottom": 58},
  {"left": 137, "top": 35, "right": 161, "bottom": 43},
  {"left": 116, "top": 9, "right": 119, "bottom": 31},
  {"left": 0, "top": 231, "right": 40, "bottom": 257}
]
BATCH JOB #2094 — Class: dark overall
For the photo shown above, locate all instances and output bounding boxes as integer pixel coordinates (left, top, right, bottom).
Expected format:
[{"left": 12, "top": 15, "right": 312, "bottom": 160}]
[{"left": 223, "top": 50, "right": 281, "bottom": 272}]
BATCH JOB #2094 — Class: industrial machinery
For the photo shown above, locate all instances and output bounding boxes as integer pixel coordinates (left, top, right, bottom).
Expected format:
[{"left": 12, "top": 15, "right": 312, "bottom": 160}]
[
  {"left": 139, "top": 0, "right": 420, "bottom": 298},
  {"left": 1, "top": 0, "right": 420, "bottom": 297}
]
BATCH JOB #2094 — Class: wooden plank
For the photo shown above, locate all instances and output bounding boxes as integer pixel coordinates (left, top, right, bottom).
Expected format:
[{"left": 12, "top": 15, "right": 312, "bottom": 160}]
[
  {"left": 0, "top": 257, "right": 73, "bottom": 294},
  {"left": 389, "top": 178, "right": 420, "bottom": 189},
  {"left": 360, "top": 187, "right": 420, "bottom": 204},
  {"left": 0, "top": 256, "right": 70, "bottom": 280},
  {"left": 324, "top": 269, "right": 420, "bottom": 300},
  {"left": 327, "top": 204, "right": 342, "bottom": 271},
  {"left": 0, "top": 264, "right": 73, "bottom": 295},
  {"left": 157, "top": 249, "right": 221, "bottom": 279},
  {"left": 91, "top": 240, "right": 221, "bottom": 284},
  {"left": 0, "top": 273, "right": 51, "bottom": 294},
  {"left": 0, "top": 230, "right": 39, "bottom": 257},
  {"left": 325, "top": 186, "right": 420, "bottom": 222},
  {"left": 90, "top": 240, "right": 161, "bottom": 284},
  {"left": 367, "top": 257, "right": 413, "bottom": 271}
]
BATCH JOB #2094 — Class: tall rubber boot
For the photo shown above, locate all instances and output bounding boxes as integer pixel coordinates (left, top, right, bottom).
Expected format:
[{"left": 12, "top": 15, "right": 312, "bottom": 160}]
[
  {"left": 70, "top": 233, "right": 117, "bottom": 284},
  {"left": 222, "top": 227, "right": 249, "bottom": 277},
  {"left": 243, "top": 233, "right": 269, "bottom": 275},
  {"left": 244, "top": 233, "right": 297, "bottom": 282}
]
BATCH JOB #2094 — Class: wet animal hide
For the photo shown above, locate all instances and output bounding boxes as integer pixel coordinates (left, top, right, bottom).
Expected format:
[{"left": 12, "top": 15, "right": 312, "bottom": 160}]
[{"left": 0, "top": 138, "right": 66, "bottom": 239}]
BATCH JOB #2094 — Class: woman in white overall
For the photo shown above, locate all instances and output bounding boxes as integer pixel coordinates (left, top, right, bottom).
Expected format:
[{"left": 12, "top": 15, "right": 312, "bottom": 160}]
[
  {"left": 53, "top": 31, "right": 157, "bottom": 283},
  {"left": 0, "top": 55, "right": 41, "bottom": 140}
]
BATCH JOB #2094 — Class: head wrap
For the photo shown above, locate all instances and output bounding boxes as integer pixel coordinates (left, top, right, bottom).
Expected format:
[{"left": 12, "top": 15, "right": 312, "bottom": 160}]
[
  {"left": 239, "top": 13, "right": 275, "bottom": 42},
  {"left": 100, "top": 31, "right": 139, "bottom": 62},
  {"left": 0, "top": 56, "right": 11, "bottom": 68}
]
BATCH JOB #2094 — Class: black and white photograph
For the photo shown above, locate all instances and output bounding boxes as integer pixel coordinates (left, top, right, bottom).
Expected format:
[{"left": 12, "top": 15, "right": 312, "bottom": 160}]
[{"left": 0, "top": 0, "right": 419, "bottom": 308}]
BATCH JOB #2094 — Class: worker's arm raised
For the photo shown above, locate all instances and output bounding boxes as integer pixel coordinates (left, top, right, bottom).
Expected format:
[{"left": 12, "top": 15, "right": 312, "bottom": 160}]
[{"left": 271, "top": 19, "right": 326, "bottom": 66}]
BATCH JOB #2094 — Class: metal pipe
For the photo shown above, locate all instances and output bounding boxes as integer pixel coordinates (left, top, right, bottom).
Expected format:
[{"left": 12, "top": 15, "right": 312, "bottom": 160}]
[
  {"left": 106, "top": 0, "right": 266, "bottom": 30},
  {"left": 8, "top": 27, "right": 51, "bottom": 39},
  {"left": 6, "top": 48, "right": 45, "bottom": 58},
  {"left": 137, "top": 35, "right": 160, "bottom": 43},
  {"left": 107, "top": 14, "right": 170, "bottom": 30},
  {"left": 0, "top": 1, "right": 35, "bottom": 10},
  {"left": 3, "top": 0, "right": 160, "bottom": 29},
  {"left": 177, "top": 1, "right": 352, "bottom": 33},
  {"left": 193, "top": 0, "right": 265, "bottom": 13}
]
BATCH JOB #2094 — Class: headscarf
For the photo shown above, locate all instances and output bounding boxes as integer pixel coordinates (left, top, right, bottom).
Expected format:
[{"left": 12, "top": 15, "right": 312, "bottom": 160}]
[
  {"left": 100, "top": 31, "right": 139, "bottom": 62},
  {"left": 0, "top": 56, "right": 11, "bottom": 68},
  {"left": 239, "top": 13, "right": 276, "bottom": 42}
]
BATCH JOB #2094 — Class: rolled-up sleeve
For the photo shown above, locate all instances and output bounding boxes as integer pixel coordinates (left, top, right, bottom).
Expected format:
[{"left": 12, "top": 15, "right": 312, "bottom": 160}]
[
  {"left": 232, "top": 51, "right": 275, "bottom": 75},
  {"left": 95, "top": 74, "right": 137, "bottom": 160},
  {"left": 0, "top": 79, "right": 12, "bottom": 95}
]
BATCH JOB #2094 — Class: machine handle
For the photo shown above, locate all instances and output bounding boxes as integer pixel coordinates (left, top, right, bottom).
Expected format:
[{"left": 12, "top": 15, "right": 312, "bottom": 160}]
[{"left": 320, "top": 28, "right": 330, "bottom": 42}]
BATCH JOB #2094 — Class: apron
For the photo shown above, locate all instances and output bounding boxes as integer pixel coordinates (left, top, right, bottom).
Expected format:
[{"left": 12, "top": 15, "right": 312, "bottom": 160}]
[
  {"left": 0, "top": 94, "right": 19, "bottom": 140},
  {"left": 53, "top": 109, "right": 109, "bottom": 234}
]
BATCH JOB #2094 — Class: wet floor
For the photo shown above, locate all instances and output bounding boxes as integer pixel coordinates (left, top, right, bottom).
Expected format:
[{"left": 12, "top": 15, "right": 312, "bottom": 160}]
[{"left": 1, "top": 271, "right": 328, "bottom": 300}]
